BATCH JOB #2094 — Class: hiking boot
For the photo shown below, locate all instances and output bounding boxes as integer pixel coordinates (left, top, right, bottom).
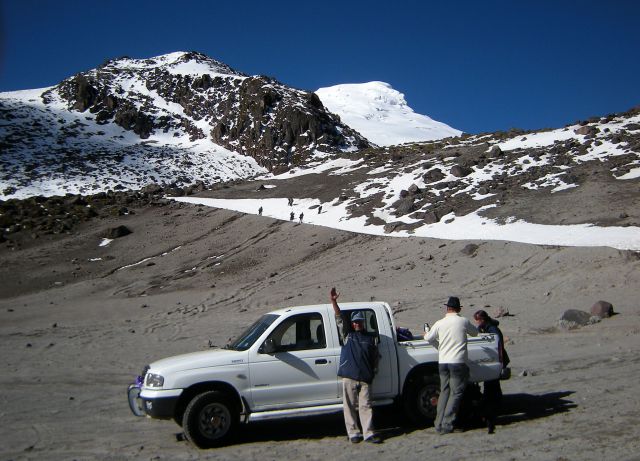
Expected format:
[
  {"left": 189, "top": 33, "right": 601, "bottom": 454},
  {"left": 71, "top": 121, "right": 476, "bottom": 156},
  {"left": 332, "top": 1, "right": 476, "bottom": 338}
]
[
  {"left": 439, "top": 425, "right": 453, "bottom": 435},
  {"left": 365, "top": 435, "right": 382, "bottom": 444},
  {"left": 349, "top": 435, "right": 363, "bottom": 444}
]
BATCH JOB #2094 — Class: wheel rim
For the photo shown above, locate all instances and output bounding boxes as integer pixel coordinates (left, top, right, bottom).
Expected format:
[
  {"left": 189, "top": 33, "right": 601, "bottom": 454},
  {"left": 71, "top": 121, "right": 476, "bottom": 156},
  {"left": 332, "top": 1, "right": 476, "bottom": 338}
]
[
  {"left": 198, "top": 402, "right": 231, "bottom": 440},
  {"left": 417, "top": 384, "right": 439, "bottom": 419}
]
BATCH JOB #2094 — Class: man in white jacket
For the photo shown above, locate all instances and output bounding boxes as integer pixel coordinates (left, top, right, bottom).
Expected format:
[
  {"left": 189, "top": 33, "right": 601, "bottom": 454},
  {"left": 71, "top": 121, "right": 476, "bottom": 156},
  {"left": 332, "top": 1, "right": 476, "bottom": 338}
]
[{"left": 424, "top": 296, "right": 478, "bottom": 434}]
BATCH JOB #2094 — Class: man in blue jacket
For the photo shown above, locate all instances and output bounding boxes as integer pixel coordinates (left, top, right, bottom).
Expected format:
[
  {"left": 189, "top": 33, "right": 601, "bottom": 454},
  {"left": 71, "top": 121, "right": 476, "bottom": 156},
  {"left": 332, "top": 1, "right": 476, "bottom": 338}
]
[{"left": 330, "top": 287, "right": 381, "bottom": 444}]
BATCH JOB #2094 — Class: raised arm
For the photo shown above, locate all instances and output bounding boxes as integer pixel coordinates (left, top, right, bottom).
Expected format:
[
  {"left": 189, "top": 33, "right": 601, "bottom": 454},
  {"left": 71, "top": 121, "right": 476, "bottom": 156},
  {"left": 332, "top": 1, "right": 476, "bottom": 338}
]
[
  {"left": 330, "top": 287, "right": 341, "bottom": 316},
  {"left": 331, "top": 287, "right": 351, "bottom": 340}
]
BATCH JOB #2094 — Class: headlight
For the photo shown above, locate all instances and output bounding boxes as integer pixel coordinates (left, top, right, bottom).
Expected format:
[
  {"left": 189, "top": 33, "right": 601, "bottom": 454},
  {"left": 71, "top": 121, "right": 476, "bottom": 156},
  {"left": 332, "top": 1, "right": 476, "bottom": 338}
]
[{"left": 145, "top": 373, "right": 164, "bottom": 388}]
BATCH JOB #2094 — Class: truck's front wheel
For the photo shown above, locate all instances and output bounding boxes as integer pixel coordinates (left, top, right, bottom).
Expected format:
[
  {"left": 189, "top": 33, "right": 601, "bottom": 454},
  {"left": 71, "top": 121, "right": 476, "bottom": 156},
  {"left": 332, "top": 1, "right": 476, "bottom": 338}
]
[
  {"left": 403, "top": 373, "right": 440, "bottom": 426},
  {"left": 182, "top": 391, "right": 239, "bottom": 448}
]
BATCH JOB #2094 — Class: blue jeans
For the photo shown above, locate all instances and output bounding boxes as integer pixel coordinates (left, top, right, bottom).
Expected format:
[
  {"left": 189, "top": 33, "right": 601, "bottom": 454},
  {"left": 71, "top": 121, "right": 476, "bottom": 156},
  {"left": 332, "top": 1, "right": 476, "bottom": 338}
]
[{"left": 435, "top": 363, "right": 469, "bottom": 432}]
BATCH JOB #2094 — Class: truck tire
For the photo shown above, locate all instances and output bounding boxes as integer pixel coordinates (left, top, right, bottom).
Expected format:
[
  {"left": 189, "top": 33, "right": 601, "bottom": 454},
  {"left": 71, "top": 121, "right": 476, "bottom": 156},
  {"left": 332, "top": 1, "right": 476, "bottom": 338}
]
[
  {"left": 403, "top": 373, "right": 440, "bottom": 426},
  {"left": 182, "top": 391, "right": 239, "bottom": 448}
]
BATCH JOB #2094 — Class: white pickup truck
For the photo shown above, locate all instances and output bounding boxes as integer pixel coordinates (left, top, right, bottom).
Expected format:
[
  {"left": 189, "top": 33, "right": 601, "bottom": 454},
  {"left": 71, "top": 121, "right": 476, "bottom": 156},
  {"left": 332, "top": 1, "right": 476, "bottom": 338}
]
[{"left": 128, "top": 302, "right": 502, "bottom": 447}]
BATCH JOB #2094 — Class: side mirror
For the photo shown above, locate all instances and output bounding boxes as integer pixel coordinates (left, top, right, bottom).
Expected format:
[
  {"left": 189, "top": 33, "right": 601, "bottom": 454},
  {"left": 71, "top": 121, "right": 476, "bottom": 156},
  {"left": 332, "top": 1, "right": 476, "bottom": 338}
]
[{"left": 260, "top": 338, "right": 277, "bottom": 354}]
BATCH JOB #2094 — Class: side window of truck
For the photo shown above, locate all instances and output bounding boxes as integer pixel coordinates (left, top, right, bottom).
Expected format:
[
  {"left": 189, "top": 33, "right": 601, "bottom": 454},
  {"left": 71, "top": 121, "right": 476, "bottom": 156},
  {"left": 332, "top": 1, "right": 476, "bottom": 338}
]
[{"left": 268, "top": 313, "right": 326, "bottom": 351}]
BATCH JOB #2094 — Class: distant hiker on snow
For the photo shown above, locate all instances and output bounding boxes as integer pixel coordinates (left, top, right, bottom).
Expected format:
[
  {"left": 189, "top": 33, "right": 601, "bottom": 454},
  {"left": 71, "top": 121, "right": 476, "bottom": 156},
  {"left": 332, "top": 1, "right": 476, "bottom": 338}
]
[
  {"left": 258, "top": 206, "right": 263, "bottom": 216},
  {"left": 290, "top": 211, "right": 294, "bottom": 221},
  {"left": 299, "top": 212, "right": 304, "bottom": 223}
]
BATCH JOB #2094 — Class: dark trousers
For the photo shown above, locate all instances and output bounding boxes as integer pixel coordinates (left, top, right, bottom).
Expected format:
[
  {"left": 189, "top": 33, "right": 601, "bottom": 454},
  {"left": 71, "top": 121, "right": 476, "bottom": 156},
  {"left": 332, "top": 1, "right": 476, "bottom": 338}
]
[
  {"left": 482, "top": 379, "right": 502, "bottom": 426},
  {"left": 435, "top": 363, "right": 469, "bottom": 432}
]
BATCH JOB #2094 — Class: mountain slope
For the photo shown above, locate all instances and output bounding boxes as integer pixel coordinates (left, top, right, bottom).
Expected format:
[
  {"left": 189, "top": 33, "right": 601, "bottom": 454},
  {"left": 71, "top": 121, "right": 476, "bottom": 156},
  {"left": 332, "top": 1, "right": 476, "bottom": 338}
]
[
  {"left": 316, "top": 81, "right": 462, "bottom": 146},
  {"left": 1, "top": 105, "right": 638, "bottom": 249},
  {"left": 172, "top": 106, "right": 640, "bottom": 250},
  {"left": 0, "top": 51, "right": 369, "bottom": 199}
]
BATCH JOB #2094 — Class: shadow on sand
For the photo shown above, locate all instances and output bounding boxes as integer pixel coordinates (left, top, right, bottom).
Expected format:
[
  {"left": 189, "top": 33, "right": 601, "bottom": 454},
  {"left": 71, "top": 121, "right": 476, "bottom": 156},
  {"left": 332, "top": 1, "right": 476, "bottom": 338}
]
[
  {"left": 177, "top": 391, "right": 577, "bottom": 445},
  {"left": 231, "top": 406, "right": 411, "bottom": 444},
  {"left": 497, "top": 390, "right": 577, "bottom": 426}
]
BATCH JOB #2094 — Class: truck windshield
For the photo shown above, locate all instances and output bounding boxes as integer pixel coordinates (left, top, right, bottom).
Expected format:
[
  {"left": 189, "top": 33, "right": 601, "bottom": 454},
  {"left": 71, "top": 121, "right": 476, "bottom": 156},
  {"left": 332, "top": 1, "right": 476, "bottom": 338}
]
[{"left": 226, "top": 314, "right": 279, "bottom": 351}]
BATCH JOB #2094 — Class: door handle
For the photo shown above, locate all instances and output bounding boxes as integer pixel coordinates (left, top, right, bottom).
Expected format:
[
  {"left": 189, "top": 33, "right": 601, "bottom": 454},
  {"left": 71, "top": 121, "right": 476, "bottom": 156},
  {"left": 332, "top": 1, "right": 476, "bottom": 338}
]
[{"left": 315, "top": 359, "right": 328, "bottom": 364}]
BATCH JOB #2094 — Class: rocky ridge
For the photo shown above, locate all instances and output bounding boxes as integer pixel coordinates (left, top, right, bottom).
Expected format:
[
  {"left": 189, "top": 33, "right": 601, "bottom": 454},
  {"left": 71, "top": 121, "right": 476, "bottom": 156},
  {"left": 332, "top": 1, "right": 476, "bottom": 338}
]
[
  {"left": 0, "top": 51, "right": 369, "bottom": 199},
  {"left": 47, "top": 51, "right": 369, "bottom": 167}
]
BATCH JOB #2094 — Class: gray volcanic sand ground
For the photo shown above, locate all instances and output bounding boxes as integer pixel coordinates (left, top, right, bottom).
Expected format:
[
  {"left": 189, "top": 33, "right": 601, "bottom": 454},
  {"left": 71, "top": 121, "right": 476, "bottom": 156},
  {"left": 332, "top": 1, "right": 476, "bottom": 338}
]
[{"left": 1, "top": 201, "right": 639, "bottom": 460}]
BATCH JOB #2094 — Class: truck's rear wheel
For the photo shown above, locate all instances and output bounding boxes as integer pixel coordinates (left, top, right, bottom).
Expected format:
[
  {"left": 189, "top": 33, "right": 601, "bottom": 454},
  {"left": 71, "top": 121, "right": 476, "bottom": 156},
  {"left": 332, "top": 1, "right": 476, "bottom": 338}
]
[
  {"left": 182, "top": 391, "right": 238, "bottom": 448},
  {"left": 403, "top": 373, "right": 440, "bottom": 426}
]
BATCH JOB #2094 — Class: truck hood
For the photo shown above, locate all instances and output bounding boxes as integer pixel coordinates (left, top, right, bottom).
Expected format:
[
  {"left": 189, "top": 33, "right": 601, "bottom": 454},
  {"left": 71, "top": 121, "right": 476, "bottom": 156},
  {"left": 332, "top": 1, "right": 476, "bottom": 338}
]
[{"left": 148, "top": 348, "right": 248, "bottom": 375}]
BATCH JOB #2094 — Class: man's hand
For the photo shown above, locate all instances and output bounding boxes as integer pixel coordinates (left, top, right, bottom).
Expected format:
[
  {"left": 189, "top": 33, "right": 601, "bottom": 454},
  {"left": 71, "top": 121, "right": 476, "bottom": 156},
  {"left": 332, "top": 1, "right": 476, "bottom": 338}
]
[
  {"left": 330, "top": 287, "right": 339, "bottom": 302},
  {"left": 330, "top": 287, "right": 341, "bottom": 316}
]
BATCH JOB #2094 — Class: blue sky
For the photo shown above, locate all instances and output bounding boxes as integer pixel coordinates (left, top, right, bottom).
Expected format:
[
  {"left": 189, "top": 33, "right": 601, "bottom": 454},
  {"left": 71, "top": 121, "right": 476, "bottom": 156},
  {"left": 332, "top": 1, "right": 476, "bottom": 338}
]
[{"left": 1, "top": 0, "right": 638, "bottom": 134}]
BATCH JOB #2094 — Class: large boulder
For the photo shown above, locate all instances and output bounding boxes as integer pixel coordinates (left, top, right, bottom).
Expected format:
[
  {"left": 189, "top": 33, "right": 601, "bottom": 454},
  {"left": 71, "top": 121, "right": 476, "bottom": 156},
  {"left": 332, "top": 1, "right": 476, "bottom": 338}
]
[
  {"left": 461, "top": 243, "right": 479, "bottom": 256},
  {"left": 407, "top": 184, "right": 421, "bottom": 195},
  {"left": 450, "top": 165, "right": 472, "bottom": 178},
  {"left": 423, "top": 210, "right": 441, "bottom": 224},
  {"left": 103, "top": 225, "right": 132, "bottom": 239},
  {"left": 423, "top": 168, "right": 445, "bottom": 183},
  {"left": 383, "top": 222, "right": 414, "bottom": 234},
  {"left": 590, "top": 300, "right": 614, "bottom": 318},
  {"left": 574, "top": 125, "right": 599, "bottom": 136},
  {"left": 557, "top": 309, "right": 593, "bottom": 329},
  {"left": 487, "top": 145, "right": 503, "bottom": 158},
  {"left": 141, "top": 183, "right": 163, "bottom": 195},
  {"left": 393, "top": 197, "right": 415, "bottom": 216}
]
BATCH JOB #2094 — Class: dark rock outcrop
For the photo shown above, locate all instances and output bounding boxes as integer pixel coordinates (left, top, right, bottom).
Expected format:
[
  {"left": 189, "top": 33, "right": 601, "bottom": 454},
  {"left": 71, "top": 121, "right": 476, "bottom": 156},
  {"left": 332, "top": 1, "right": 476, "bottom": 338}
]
[
  {"left": 451, "top": 165, "right": 472, "bottom": 178},
  {"left": 590, "top": 300, "right": 614, "bottom": 318},
  {"left": 104, "top": 225, "right": 132, "bottom": 239},
  {"left": 461, "top": 243, "right": 479, "bottom": 256},
  {"left": 46, "top": 52, "right": 370, "bottom": 171},
  {"left": 423, "top": 168, "right": 445, "bottom": 183}
]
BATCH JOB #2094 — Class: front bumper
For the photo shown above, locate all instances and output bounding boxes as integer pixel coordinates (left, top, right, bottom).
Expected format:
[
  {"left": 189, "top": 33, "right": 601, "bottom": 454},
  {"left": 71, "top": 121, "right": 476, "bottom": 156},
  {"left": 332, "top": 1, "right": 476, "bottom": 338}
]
[
  {"left": 140, "top": 395, "right": 180, "bottom": 419},
  {"left": 127, "top": 380, "right": 181, "bottom": 419}
]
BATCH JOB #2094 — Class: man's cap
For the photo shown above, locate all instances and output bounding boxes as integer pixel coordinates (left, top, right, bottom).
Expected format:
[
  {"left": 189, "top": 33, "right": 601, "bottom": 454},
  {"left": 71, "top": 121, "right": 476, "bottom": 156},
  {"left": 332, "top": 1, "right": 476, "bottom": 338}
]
[
  {"left": 445, "top": 296, "right": 461, "bottom": 309},
  {"left": 351, "top": 311, "right": 365, "bottom": 322}
]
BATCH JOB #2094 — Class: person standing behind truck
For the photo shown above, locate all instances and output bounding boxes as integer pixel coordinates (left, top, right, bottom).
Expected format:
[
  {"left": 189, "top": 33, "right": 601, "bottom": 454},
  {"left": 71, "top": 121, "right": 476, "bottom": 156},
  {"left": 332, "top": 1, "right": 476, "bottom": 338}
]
[
  {"left": 424, "top": 296, "right": 478, "bottom": 434},
  {"left": 473, "top": 309, "right": 509, "bottom": 434},
  {"left": 330, "top": 287, "right": 382, "bottom": 444}
]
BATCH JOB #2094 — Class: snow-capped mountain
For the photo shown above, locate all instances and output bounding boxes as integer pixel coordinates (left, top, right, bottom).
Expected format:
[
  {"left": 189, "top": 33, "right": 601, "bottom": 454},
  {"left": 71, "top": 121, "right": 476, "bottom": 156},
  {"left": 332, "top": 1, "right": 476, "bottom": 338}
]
[
  {"left": 1, "top": 87, "right": 638, "bottom": 249},
  {"left": 0, "top": 51, "right": 369, "bottom": 199},
  {"left": 2, "top": 49, "right": 639, "bottom": 256},
  {"left": 316, "top": 81, "right": 461, "bottom": 146}
]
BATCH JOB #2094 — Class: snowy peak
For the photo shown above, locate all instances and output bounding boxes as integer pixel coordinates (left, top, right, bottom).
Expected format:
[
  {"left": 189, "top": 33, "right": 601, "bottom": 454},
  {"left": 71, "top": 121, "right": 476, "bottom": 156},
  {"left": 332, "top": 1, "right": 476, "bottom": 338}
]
[
  {"left": 316, "top": 81, "right": 462, "bottom": 146},
  {"left": 97, "top": 51, "right": 246, "bottom": 79}
]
